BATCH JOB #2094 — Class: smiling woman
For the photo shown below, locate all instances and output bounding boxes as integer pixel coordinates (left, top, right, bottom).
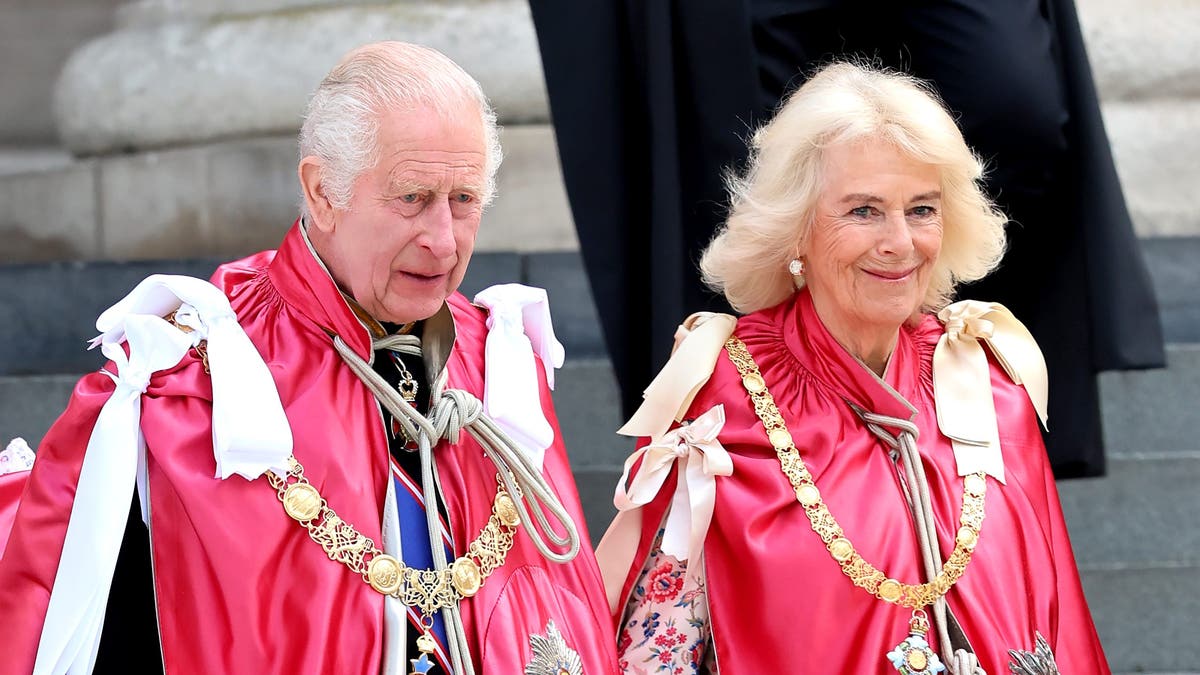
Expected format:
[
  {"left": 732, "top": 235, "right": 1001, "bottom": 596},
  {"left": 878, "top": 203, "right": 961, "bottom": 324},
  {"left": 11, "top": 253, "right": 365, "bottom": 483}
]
[{"left": 598, "top": 62, "right": 1111, "bottom": 674}]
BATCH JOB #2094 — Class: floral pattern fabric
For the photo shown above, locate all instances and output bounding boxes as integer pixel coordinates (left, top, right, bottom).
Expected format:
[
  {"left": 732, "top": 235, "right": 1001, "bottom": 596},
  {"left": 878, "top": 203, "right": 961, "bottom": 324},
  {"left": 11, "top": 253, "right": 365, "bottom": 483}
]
[{"left": 617, "top": 532, "right": 715, "bottom": 674}]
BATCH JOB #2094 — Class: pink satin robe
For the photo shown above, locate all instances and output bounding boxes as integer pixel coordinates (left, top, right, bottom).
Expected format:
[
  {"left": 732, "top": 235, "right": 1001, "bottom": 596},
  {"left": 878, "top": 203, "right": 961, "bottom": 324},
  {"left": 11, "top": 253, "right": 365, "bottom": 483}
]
[
  {"left": 0, "top": 222, "right": 618, "bottom": 674},
  {"left": 613, "top": 289, "right": 1110, "bottom": 673}
]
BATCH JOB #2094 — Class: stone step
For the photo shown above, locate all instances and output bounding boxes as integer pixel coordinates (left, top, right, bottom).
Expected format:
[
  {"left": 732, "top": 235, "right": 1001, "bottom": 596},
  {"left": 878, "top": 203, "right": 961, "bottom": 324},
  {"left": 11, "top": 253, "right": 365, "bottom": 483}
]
[
  {"left": 0, "top": 124, "right": 575, "bottom": 264},
  {"left": 1058, "top": 456, "right": 1200, "bottom": 565},
  {"left": 1139, "top": 237, "right": 1200, "bottom": 344},
  {"left": 1098, "top": 344, "right": 1200, "bottom": 456},
  {"left": 1081, "top": 563, "right": 1200, "bottom": 673}
]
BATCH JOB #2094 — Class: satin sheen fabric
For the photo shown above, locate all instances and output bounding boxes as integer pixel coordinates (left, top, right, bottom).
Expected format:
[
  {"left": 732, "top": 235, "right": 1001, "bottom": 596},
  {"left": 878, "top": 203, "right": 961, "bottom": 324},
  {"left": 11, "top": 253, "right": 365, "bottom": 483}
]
[
  {"left": 0, "top": 222, "right": 617, "bottom": 674},
  {"left": 614, "top": 289, "right": 1109, "bottom": 673}
]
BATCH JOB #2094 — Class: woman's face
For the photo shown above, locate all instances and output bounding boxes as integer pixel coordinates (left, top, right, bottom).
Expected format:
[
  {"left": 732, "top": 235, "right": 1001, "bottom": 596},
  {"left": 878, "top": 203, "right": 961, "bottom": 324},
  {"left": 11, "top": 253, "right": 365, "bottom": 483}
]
[{"left": 803, "top": 137, "right": 944, "bottom": 338}]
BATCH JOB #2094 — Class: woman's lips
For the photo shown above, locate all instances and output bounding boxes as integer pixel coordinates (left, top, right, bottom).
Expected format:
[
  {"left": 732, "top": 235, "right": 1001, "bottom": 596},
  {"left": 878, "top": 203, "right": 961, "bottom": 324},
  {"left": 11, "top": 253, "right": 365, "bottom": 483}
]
[{"left": 863, "top": 266, "right": 917, "bottom": 281}]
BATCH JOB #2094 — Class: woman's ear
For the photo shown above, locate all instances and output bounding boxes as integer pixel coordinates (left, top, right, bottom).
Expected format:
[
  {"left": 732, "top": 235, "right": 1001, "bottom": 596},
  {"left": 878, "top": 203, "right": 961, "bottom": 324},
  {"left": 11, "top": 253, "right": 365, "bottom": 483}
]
[{"left": 298, "top": 156, "right": 336, "bottom": 233}]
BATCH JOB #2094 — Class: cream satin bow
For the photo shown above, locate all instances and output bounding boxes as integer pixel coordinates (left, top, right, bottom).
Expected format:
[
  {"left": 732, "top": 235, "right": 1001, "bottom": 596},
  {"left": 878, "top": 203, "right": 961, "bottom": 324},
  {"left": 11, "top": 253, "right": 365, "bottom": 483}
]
[
  {"left": 619, "top": 312, "right": 737, "bottom": 438},
  {"left": 934, "top": 300, "right": 1049, "bottom": 484},
  {"left": 596, "top": 404, "right": 732, "bottom": 613}
]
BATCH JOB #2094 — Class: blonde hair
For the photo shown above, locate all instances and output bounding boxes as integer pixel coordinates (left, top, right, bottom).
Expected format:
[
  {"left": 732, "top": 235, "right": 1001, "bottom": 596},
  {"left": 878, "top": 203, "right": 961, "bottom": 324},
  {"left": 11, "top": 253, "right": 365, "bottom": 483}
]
[{"left": 700, "top": 61, "right": 1007, "bottom": 313}]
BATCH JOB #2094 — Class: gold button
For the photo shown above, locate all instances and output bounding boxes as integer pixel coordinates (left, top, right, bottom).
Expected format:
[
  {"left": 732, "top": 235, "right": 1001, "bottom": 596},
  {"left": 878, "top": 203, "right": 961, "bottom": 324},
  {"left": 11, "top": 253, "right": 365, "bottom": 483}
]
[
  {"left": 742, "top": 373, "right": 766, "bottom": 394},
  {"left": 451, "top": 558, "right": 482, "bottom": 597},
  {"left": 367, "top": 555, "right": 403, "bottom": 595},
  {"left": 795, "top": 484, "right": 820, "bottom": 507},
  {"left": 878, "top": 579, "right": 902, "bottom": 603},
  {"left": 768, "top": 428, "right": 793, "bottom": 449},
  {"left": 282, "top": 483, "right": 322, "bottom": 522},
  {"left": 828, "top": 538, "right": 854, "bottom": 562}
]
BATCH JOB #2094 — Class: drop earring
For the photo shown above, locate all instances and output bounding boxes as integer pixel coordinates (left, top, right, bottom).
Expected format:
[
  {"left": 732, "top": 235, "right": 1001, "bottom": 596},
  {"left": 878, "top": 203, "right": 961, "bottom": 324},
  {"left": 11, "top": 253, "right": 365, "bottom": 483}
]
[{"left": 788, "top": 259, "right": 805, "bottom": 276}]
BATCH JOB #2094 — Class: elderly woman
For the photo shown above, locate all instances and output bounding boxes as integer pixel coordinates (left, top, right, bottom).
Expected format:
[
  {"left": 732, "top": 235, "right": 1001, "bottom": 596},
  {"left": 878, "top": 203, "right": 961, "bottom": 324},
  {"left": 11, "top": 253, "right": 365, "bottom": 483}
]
[{"left": 596, "top": 62, "right": 1109, "bottom": 674}]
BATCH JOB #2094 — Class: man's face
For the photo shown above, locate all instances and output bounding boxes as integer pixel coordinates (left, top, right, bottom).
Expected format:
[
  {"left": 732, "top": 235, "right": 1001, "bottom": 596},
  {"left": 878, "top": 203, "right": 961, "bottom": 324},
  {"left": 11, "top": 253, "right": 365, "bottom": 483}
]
[{"left": 318, "top": 104, "right": 486, "bottom": 324}]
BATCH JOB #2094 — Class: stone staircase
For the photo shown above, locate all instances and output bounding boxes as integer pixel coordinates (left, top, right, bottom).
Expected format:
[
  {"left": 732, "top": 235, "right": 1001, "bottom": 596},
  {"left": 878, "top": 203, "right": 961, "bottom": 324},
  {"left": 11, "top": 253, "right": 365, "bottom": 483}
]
[{"left": 0, "top": 0, "right": 1196, "bottom": 672}]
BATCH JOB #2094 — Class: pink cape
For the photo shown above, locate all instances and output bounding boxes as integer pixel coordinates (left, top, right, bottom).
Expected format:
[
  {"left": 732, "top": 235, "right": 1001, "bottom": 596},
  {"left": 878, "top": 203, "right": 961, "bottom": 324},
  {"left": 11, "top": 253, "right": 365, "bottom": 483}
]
[
  {"left": 613, "top": 290, "right": 1110, "bottom": 673},
  {"left": 0, "top": 222, "right": 618, "bottom": 674}
]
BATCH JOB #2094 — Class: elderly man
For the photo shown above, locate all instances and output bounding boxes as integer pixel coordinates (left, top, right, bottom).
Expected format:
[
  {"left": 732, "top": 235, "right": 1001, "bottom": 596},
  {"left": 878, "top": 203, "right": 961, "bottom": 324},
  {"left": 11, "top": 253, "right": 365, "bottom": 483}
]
[{"left": 0, "top": 42, "right": 616, "bottom": 675}]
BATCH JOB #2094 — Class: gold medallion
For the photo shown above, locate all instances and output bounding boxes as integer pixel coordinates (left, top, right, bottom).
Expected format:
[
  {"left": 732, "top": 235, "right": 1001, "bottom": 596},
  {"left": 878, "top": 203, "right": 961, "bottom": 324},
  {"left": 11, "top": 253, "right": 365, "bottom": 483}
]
[
  {"left": 956, "top": 526, "right": 978, "bottom": 549},
  {"left": 795, "top": 484, "right": 821, "bottom": 507},
  {"left": 495, "top": 492, "right": 522, "bottom": 527},
  {"left": 829, "top": 537, "right": 854, "bottom": 562},
  {"left": 741, "top": 372, "right": 766, "bottom": 394},
  {"left": 451, "top": 558, "right": 482, "bottom": 597},
  {"left": 964, "top": 473, "right": 987, "bottom": 496},
  {"left": 878, "top": 579, "right": 902, "bottom": 603},
  {"left": 367, "top": 554, "right": 404, "bottom": 595},
  {"left": 768, "top": 428, "right": 793, "bottom": 449},
  {"left": 282, "top": 483, "right": 322, "bottom": 521},
  {"left": 906, "top": 649, "right": 929, "bottom": 671}
]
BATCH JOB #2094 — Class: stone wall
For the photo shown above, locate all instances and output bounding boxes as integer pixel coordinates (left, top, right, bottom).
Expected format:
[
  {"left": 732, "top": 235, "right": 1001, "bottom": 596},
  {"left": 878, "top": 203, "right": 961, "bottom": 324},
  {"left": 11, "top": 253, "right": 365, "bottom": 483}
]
[{"left": 0, "top": 0, "right": 1196, "bottom": 256}]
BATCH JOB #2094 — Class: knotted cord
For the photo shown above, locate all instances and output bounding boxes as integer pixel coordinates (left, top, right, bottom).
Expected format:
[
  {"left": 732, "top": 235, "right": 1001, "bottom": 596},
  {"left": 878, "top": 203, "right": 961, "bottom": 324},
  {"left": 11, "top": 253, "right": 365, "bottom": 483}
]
[
  {"left": 333, "top": 333, "right": 581, "bottom": 673},
  {"left": 860, "top": 410, "right": 987, "bottom": 675}
]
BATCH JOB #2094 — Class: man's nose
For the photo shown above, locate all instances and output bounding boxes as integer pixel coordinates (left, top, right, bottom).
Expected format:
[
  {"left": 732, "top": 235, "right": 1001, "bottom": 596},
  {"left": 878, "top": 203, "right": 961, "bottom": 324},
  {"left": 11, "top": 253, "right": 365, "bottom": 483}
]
[{"left": 419, "top": 197, "right": 457, "bottom": 257}]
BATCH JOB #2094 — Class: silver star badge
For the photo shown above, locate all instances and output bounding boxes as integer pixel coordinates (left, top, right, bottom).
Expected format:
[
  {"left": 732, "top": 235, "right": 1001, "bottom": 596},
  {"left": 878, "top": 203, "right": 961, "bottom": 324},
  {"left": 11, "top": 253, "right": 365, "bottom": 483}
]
[{"left": 524, "top": 620, "right": 583, "bottom": 675}]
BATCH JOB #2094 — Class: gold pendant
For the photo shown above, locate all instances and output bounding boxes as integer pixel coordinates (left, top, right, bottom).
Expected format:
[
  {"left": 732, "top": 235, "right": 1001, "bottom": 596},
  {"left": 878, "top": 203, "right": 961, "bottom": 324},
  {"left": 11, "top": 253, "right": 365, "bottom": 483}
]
[
  {"left": 410, "top": 627, "right": 438, "bottom": 674},
  {"left": 390, "top": 352, "right": 419, "bottom": 403},
  {"left": 886, "top": 609, "right": 945, "bottom": 674},
  {"left": 398, "top": 377, "right": 419, "bottom": 403}
]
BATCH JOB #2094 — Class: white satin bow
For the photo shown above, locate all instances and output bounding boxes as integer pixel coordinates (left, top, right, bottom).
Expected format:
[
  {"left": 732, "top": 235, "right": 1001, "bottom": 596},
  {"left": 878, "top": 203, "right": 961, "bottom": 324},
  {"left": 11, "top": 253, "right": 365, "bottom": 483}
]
[
  {"left": 934, "top": 300, "right": 1049, "bottom": 483},
  {"left": 34, "top": 274, "right": 291, "bottom": 675},
  {"left": 473, "top": 284, "right": 566, "bottom": 469},
  {"left": 596, "top": 405, "right": 732, "bottom": 612}
]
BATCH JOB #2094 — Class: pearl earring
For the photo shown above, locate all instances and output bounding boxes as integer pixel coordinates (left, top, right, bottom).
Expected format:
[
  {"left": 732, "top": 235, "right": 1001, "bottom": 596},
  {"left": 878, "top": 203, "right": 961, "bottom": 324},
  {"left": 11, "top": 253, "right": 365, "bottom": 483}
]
[{"left": 788, "top": 259, "right": 805, "bottom": 276}]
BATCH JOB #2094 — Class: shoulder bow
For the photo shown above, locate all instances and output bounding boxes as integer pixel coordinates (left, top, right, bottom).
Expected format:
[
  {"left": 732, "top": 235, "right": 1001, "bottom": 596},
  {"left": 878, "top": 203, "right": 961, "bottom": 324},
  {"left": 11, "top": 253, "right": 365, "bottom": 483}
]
[
  {"left": 934, "top": 300, "right": 1048, "bottom": 483},
  {"left": 596, "top": 405, "right": 731, "bottom": 613}
]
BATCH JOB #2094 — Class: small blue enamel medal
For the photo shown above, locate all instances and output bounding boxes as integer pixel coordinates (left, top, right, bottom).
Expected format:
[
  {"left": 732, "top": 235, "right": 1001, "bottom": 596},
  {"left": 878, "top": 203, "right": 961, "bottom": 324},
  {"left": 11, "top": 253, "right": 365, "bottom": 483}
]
[{"left": 887, "top": 609, "right": 946, "bottom": 674}]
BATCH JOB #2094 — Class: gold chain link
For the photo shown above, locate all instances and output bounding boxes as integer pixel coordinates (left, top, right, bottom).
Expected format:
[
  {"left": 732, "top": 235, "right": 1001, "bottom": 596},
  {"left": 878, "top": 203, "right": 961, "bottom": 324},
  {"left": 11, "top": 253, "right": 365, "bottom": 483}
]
[
  {"left": 724, "top": 336, "right": 986, "bottom": 609},
  {"left": 266, "top": 456, "right": 521, "bottom": 616}
]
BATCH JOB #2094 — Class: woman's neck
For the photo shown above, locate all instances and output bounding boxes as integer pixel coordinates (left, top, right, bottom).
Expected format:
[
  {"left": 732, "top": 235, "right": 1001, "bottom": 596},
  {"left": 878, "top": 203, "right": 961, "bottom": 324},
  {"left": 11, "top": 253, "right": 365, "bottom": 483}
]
[{"left": 808, "top": 293, "right": 899, "bottom": 378}]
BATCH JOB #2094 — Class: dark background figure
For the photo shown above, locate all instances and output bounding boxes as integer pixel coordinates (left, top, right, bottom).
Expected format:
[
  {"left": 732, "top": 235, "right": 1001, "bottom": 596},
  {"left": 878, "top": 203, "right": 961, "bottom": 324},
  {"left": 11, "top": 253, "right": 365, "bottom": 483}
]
[{"left": 529, "top": 0, "right": 1165, "bottom": 478}]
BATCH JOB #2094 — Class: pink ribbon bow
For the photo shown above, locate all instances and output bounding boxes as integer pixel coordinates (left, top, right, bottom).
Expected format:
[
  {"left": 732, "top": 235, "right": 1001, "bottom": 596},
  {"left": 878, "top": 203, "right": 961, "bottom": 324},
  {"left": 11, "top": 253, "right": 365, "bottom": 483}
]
[{"left": 596, "top": 404, "right": 732, "bottom": 613}]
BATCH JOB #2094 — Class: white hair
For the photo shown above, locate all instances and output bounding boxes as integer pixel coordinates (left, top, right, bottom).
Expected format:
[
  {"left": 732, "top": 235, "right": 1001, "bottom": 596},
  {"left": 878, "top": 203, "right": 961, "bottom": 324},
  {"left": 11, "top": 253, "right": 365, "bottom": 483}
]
[
  {"left": 701, "top": 61, "right": 1008, "bottom": 314},
  {"left": 298, "top": 41, "right": 503, "bottom": 216}
]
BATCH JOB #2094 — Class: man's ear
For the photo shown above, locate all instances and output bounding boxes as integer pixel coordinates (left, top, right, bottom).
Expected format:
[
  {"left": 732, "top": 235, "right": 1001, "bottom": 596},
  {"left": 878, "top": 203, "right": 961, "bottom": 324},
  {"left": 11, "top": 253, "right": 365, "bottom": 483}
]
[{"left": 299, "top": 156, "right": 336, "bottom": 233}]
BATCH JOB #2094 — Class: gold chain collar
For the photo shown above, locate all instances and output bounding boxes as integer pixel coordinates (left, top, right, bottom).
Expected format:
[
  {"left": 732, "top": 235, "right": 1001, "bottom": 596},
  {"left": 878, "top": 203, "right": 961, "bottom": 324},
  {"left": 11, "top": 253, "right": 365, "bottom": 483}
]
[
  {"left": 724, "top": 336, "right": 986, "bottom": 609},
  {"left": 267, "top": 455, "right": 520, "bottom": 616}
]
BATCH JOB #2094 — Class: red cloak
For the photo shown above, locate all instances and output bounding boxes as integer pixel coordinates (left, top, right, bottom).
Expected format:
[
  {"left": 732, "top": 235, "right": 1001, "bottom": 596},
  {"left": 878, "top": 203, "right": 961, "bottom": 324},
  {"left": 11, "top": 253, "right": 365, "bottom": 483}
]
[
  {"left": 0, "top": 222, "right": 618, "bottom": 674},
  {"left": 613, "top": 290, "right": 1109, "bottom": 673}
]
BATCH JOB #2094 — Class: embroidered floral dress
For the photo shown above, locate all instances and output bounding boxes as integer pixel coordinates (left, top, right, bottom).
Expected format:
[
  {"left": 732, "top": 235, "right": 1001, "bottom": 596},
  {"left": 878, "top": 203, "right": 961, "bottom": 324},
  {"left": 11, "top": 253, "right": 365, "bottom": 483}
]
[{"left": 617, "top": 532, "right": 715, "bottom": 674}]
